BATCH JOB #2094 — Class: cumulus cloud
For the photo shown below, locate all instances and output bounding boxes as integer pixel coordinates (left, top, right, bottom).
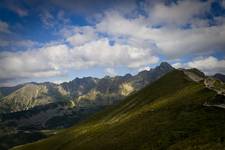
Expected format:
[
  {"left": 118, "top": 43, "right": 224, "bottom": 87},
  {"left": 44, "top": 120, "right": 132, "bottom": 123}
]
[
  {"left": 0, "top": 45, "right": 67, "bottom": 80},
  {"left": 93, "top": 8, "right": 225, "bottom": 58},
  {"left": 39, "top": 10, "right": 70, "bottom": 29},
  {"left": 152, "top": 25, "right": 225, "bottom": 57},
  {"left": 105, "top": 68, "right": 117, "bottom": 76},
  {"left": 0, "top": 40, "right": 39, "bottom": 49},
  {"left": 172, "top": 62, "right": 183, "bottom": 69},
  {"left": 1, "top": 0, "right": 225, "bottom": 86},
  {"left": 138, "top": 66, "right": 151, "bottom": 72},
  {"left": 149, "top": 0, "right": 210, "bottom": 26},
  {"left": 173, "top": 56, "right": 225, "bottom": 75},
  {"left": 187, "top": 56, "right": 225, "bottom": 75},
  {"left": 0, "top": 38, "right": 158, "bottom": 82},
  {"left": 73, "top": 39, "right": 159, "bottom": 68},
  {"left": 66, "top": 26, "right": 98, "bottom": 46}
]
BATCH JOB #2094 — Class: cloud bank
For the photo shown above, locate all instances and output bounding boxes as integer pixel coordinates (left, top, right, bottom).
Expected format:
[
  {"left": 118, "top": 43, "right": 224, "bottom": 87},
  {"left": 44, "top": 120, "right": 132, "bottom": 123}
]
[
  {"left": 173, "top": 56, "right": 225, "bottom": 75},
  {"left": 0, "top": 0, "right": 225, "bottom": 86}
]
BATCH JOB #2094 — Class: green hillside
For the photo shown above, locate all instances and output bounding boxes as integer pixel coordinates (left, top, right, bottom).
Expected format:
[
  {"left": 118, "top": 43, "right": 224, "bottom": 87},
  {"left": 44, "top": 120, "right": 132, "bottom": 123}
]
[{"left": 12, "top": 70, "right": 225, "bottom": 150}]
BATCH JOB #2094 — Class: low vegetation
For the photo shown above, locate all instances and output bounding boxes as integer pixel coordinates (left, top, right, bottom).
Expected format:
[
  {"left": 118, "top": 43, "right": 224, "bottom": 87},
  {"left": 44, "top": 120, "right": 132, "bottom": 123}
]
[{"left": 12, "top": 70, "right": 225, "bottom": 150}]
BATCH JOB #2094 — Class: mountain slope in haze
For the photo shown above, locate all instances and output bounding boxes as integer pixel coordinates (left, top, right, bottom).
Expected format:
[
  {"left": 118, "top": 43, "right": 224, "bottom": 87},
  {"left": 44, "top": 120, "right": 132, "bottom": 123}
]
[
  {"left": 0, "top": 83, "right": 69, "bottom": 113},
  {"left": 62, "top": 62, "right": 174, "bottom": 107},
  {"left": 0, "top": 62, "right": 174, "bottom": 149},
  {"left": 214, "top": 73, "right": 225, "bottom": 83},
  {"left": 12, "top": 70, "right": 225, "bottom": 150},
  {"left": 0, "top": 62, "right": 174, "bottom": 113},
  {"left": 0, "top": 85, "right": 24, "bottom": 98}
]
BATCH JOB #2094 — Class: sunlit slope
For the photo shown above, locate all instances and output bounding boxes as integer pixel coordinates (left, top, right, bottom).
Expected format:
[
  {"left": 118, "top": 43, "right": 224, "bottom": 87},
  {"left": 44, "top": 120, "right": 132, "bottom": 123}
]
[{"left": 12, "top": 70, "right": 225, "bottom": 150}]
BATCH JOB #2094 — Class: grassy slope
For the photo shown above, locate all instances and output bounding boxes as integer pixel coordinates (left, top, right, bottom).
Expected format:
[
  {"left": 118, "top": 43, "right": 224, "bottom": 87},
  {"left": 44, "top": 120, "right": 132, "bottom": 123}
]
[{"left": 12, "top": 70, "right": 225, "bottom": 150}]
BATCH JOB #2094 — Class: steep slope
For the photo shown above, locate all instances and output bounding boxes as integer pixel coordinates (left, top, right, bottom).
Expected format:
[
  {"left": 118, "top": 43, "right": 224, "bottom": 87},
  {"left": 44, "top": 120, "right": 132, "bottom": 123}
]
[
  {"left": 181, "top": 68, "right": 205, "bottom": 82},
  {"left": 182, "top": 68, "right": 225, "bottom": 96},
  {"left": 12, "top": 70, "right": 225, "bottom": 150},
  {"left": 64, "top": 62, "right": 174, "bottom": 107},
  {"left": 0, "top": 62, "right": 175, "bottom": 149},
  {"left": 0, "top": 62, "right": 174, "bottom": 113},
  {"left": 0, "top": 83, "right": 69, "bottom": 113},
  {"left": 0, "top": 101, "right": 102, "bottom": 130},
  {"left": 214, "top": 73, "right": 225, "bottom": 83},
  {"left": 0, "top": 84, "right": 24, "bottom": 98}
]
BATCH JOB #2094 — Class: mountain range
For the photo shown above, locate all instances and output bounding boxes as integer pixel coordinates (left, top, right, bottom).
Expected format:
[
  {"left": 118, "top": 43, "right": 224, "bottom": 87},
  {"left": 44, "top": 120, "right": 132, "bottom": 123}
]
[
  {"left": 0, "top": 62, "right": 225, "bottom": 150},
  {"left": 0, "top": 62, "right": 174, "bottom": 114},
  {"left": 0, "top": 62, "right": 175, "bottom": 150},
  {"left": 10, "top": 66, "right": 225, "bottom": 150}
]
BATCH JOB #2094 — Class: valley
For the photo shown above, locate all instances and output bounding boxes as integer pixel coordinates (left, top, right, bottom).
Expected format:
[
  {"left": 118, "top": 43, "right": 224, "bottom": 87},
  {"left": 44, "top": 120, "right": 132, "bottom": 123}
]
[
  {"left": 0, "top": 63, "right": 224, "bottom": 150},
  {"left": 10, "top": 69, "right": 225, "bottom": 150}
]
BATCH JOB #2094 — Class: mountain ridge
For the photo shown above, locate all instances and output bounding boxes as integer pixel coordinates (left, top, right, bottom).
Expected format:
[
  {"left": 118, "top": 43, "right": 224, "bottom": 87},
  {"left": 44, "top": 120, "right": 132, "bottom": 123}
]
[
  {"left": 11, "top": 69, "right": 225, "bottom": 150},
  {"left": 0, "top": 63, "right": 225, "bottom": 150},
  {"left": 0, "top": 62, "right": 174, "bottom": 113}
]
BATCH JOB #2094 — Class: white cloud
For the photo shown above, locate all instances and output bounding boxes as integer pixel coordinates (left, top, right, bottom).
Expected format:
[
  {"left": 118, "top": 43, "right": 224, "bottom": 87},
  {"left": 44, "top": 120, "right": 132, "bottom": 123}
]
[
  {"left": 58, "top": 2, "right": 225, "bottom": 60},
  {"left": 173, "top": 56, "right": 225, "bottom": 75},
  {"left": 0, "top": 38, "right": 158, "bottom": 82},
  {"left": 152, "top": 25, "right": 225, "bottom": 57},
  {"left": 66, "top": 26, "right": 98, "bottom": 46},
  {"left": 39, "top": 10, "right": 70, "bottom": 28},
  {"left": 93, "top": 9, "right": 225, "bottom": 58},
  {"left": 52, "top": 79, "right": 69, "bottom": 84},
  {"left": 96, "top": 11, "right": 147, "bottom": 37},
  {"left": 0, "top": 40, "right": 39, "bottom": 49},
  {"left": 172, "top": 62, "right": 183, "bottom": 69},
  {"left": 187, "top": 56, "right": 225, "bottom": 75},
  {"left": 149, "top": 0, "right": 210, "bottom": 26},
  {"left": 0, "top": 44, "right": 68, "bottom": 80},
  {"left": 73, "top": 38, "right": 159, "bottom": 68},
  {"left": 1, "top": 0, "right": 225, "bottom": 86},
  {"left": 105, "top": 68, "right": 116, "bottom": 76},
  {"left": 138, "top": 66, "right": 151, "bottom": 72}
]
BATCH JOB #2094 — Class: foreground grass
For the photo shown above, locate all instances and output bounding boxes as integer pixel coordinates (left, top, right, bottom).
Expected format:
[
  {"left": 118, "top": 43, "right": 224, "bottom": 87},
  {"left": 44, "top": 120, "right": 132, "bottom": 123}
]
[{"left": 12, "top": 70, "right": 225, "bottom": 150}]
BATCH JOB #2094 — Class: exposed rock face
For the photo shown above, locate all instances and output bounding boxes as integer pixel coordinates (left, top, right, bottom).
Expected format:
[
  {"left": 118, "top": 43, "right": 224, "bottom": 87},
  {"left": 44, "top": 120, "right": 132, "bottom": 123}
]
[
  {"left": 0, "top": 83, "right": 69, "bottom": 113},
  {"left": 181, "top": 68, "right": 205, "bottom": 82},
  {"left": 180, "top": 68, "right": 225, "bottom": 108},
  {"left": 180, "top": 68, "right": 225, "bottom": 96},
  {"left": 0, "top": 62, "right": 175, "bottom": 131},
  {"left": 204, "top": 77, "right": 225, "bottom": 96}
]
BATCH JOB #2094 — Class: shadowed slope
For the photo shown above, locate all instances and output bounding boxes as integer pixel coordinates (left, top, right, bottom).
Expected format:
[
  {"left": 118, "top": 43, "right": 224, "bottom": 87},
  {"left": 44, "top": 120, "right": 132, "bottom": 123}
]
[{"left": 12, "top": 70, "right": 225, "bottom": 150}]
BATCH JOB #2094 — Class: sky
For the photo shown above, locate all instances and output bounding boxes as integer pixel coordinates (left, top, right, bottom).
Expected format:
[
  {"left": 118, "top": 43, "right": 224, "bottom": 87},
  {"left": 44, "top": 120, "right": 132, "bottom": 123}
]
[{"left": 0, "top": 0, "right": 225, "bottom": 86}]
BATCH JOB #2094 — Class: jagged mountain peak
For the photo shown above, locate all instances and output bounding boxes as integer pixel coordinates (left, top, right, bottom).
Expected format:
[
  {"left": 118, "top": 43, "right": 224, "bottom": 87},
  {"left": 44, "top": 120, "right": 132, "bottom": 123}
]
[
  {"left": 159, "top": 61, "right": 172, "bottom": 67},
  {"left": 157, "top": 62, "right": 174, "bottom": 70}
]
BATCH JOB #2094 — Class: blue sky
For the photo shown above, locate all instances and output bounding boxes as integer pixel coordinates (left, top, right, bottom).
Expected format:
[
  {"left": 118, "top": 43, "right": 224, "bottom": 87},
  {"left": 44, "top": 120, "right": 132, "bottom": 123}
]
[{"left": 0, "top": 0, "right": 225, "bottom": 86}]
